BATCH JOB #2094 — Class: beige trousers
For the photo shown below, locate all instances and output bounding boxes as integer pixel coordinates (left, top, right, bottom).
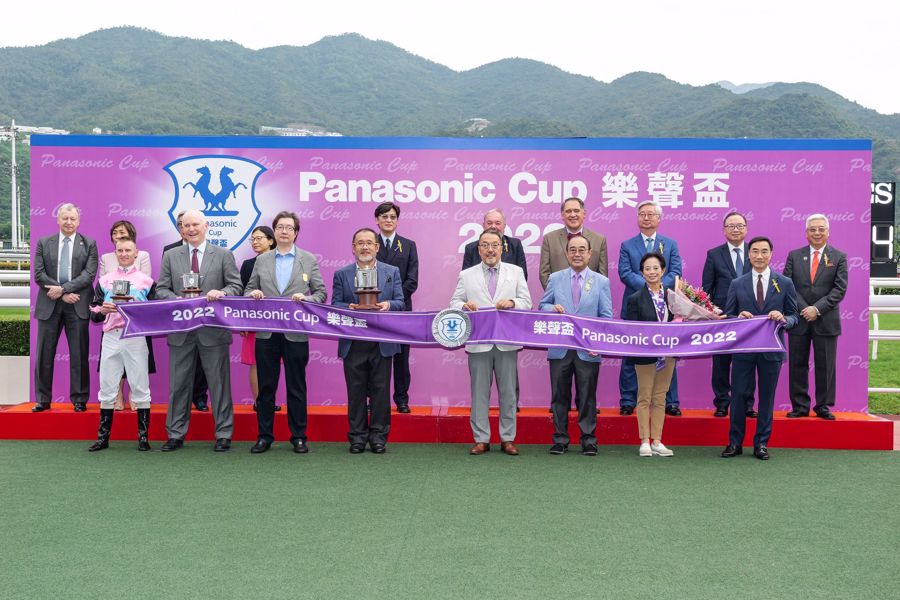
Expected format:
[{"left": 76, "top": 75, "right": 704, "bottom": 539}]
[{"left": 635, "top": 358, "right": 675, "bottom": 441}]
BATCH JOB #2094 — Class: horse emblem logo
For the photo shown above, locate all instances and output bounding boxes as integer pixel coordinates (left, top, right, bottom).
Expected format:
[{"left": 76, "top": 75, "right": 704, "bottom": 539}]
[
  {"left": 164, "top": 155, "right": 266, "bottom": 250},
  {"left": 432, "top": 308, "right": 472, "bottom": 348}
]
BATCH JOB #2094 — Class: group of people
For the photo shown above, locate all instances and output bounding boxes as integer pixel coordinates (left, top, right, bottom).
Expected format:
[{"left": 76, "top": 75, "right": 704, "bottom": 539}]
[{"left": 32, "top": 197, "right": 847, "bottom": 460}]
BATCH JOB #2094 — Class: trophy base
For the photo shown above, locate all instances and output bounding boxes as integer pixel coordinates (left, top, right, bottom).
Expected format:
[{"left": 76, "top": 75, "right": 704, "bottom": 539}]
[
  {"left": 355, "top": 289, "right": 381, "bottom": 310},
  {"left": 111, "top": 295, "right": 133, "bottom": 303},
  {"left": 182, "top": 288, "right": 202, "bottom": 298}
]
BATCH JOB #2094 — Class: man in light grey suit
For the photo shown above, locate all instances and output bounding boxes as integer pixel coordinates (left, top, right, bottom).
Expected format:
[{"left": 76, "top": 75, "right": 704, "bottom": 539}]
[
  {"left": 156, "top": 209, "right": 243, "bottom": 452},
  {"left": 539, "top": 197, "right": 608, "bottom": 289},
  {"left": 450, "top": 230, "right": 532, "bottom": 456},
  {"left": 32, "top": 203, "right": 98, "bottom": 412},
  {"left": 539, "top": 234, "right": 613, "bottom": 456},
  {"left": 245, "top": 211, "right": 327, "bottom": 454}
]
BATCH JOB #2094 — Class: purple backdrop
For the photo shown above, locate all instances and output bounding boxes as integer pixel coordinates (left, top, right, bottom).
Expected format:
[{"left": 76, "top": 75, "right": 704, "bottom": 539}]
[{"left": 29, "top": 136, "right": 872, "bottom": 412}]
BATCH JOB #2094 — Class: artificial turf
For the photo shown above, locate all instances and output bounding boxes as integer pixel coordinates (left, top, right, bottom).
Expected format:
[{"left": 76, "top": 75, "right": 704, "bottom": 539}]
[{"left": 1, "top": 441, "right": 897, "bottom": 599}]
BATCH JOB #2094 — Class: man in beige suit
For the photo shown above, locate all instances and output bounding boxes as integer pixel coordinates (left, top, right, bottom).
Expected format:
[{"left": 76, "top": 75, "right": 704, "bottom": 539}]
[
  {"left": 245, "top": 211, "right": 327, "bottom": 454},
  {"left": 450, "top": 230, "right": 532, "bottom": 456},
  {"left": 539, "top": 197, "right": 608, "bottom": 289}
]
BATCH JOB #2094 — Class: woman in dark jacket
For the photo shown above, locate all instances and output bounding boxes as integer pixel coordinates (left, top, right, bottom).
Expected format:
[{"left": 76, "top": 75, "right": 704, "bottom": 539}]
[
  {"left": 625, "top": 252, "right": 675, "bottom": 457},
  {"left": 240, "top": 226, "right": 277, "bottom": 411}
]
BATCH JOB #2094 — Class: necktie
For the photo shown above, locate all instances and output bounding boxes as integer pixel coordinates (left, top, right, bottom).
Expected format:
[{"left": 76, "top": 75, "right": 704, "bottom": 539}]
[
  {"left": 572, "top": 272, "right": 582, "bottom": 306},
  {"left": 59, "top": 237, "right": 71, "bottom": 285},
  {"left": 756, "top": 274, "right": 764, "bottom": 310},
  {"left": 191, "top": 248, "right": 200, "bottom": 273},
  {"left": 567, "top": 231, "right": 577, "bottom": 241},
  {"left": 733, "top": 248, "right": 743, "bottom": 274},
  {"left": 645, "top": 237, "right": 654, "bottom": 253},
  {"left": 810, "top": 250, "right": 820, "bottom": 281},
  {"left": 488, "top": 267, "right": 498, "bottom": 298}
]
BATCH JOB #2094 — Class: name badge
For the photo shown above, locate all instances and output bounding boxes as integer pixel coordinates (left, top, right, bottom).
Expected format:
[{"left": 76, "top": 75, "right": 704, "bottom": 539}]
[{"left": 302, "top": 273, "right": 309, "bottom": 282}]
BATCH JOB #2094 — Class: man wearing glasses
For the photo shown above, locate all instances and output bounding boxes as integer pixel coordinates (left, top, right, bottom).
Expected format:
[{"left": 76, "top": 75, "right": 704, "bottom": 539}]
[
  {"left": 463, "top": 209, "right": 528, "bottom": 279},
  {"left": 702, "top": 211, "right": 754, "bottom": 417},
  {"left": 617, "top": 201, "right": 682, "bottom": 416},
  {"left": 783, "top": 215, "right": 848, "bottom": 420},
  {"left": 245, "top": 211, "right": 327, "bottom": 454},
  {"left": 374, "top": 202, "right": 419, "bottom": 413}
]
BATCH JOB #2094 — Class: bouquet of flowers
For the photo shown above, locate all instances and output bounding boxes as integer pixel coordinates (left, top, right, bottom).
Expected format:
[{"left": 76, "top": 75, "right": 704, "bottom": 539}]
[{"left": 667, "top": 276, "right": 724, "bottom": 321}]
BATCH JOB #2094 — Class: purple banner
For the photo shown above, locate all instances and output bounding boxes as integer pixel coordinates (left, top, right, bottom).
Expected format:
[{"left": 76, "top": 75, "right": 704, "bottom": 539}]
[{"left": 118, "top": 297, "right": 784, "bottom": 357}]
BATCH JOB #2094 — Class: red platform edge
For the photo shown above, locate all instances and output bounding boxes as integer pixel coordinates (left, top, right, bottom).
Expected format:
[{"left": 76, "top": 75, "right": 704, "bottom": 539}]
[{"left": 0, "top": 404, "right": 892, "bottom": 450}]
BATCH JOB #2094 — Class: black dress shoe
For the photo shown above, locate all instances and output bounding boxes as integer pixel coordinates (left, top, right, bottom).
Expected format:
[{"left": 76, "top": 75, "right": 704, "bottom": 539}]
[
  {"left": 549, "top": 443, "right": 568, "bottom": 455},
  {"left": 161, "top": 438, "right": 184, "bottom": 452},
  {"left": 349, "top": 444, "right": 365, "bottom": 454},
  {"left": 581, "top": 444, "right": 598, "bottom": 456},
  {"left": 720, "top": 445, "right": 742, "bottom": 458},
  {"left": 73, "top": 402, "right": 87, "bottom": 413},
  {"left": 396, "top": 404, "right": 411, "bottom": 414},
  {"left": 746, "top": 410, "right": 759, "bottom": 418},
  {"left": 195, "top": 401, "right": 209, "bottom": 412},
  {"left": 786, "top": 410, "right": 808, "bottom": 418},
  {"left": 620, "top": 406, "right": 634, "bottom": 416},
  {"left": 753, "top": 447, "right": 770, "bottom": 460},
  {"left": 274, "top": 405, "right": 282, "bottom": 412},
  {"left": 31, "top": 403, "right": 50, "bottom": 413},
  {"left": 370, "top": 443, "right": 387, "bottom": 454},
  {"left": 213, "top": 438, "right": 231, "bottom": 452},
  {"left": 250, "top": 439, "right": 271, "bottom": 454},
  {"left": 713, "top": 409, "right": 728, "bottom": 417},
  {"left": 292, "top": 439, "right": 309, "bottom": 454},
  {"left": 252, "top": 401, "right": 258, "bottom": 412},
  {"left": 665, "top": 405, "right": 682, "bottom": 416},
  {"left": 814, "top": 408, "right": 836, "bottom": 421}
]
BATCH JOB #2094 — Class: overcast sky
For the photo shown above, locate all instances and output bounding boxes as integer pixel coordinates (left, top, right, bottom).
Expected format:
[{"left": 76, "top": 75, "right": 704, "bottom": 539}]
[{"left": 4, "top": 0, "right": 897, "bottom": 114}]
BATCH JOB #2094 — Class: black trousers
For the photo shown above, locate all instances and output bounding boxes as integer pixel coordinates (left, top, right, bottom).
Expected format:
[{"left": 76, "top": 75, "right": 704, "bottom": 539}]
[
  {"left": 35, "top": 303, "right": 89, "bottom": 404},
  {"left": 549, "top": 351, "right": 599, "bottom": 447},
  {"left": 344, "top": 341, "right": 391, "bottom": 446},
  {"left": 788, "top": 333, "right": 837, "bottom": 413},
  {"left": 391, "top": 343, "right": 411, "bottom": 406},
  {"left": 712, "top": 354, "right": 756, "bottom": 412},
  {"left": 730, "top": 355, "right": 781, "bottom": 449},
  {"left": 255, "top": 334, "right": 309, "bottom": 443}
]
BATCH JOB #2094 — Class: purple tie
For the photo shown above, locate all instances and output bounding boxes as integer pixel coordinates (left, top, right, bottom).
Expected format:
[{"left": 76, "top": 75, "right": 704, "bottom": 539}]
[
  {"left": 191, "top": 248, "right": 200, "bottom": 273},
  {"left": 756, "top": 274, "right": 764, "bottom": 310},
  {"left": 488, "top": 267, "right": 498, "bottom": 298},
  {"left": 572, "top": 272, "right": 582, "bottom": 307}
]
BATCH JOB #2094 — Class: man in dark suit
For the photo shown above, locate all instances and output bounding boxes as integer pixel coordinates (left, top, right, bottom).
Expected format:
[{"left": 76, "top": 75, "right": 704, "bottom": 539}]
[
  {"left": 617, "top": 201, "right": 682, "bottom": 415},
  {"left": 246, "top": 211, "right": 327, "bottom": 453},
  {"left": 332, "top": 228, "right": 405, "bottom": 454},
  {"left": 783, "top": 214, "right": 848, "bottom": 420},
  {"left": 375, "top": 202, "right": 418, "bottom": 413},
  {"left": 162, "top": 209, "right": 209, "bottom": 412},
  {"left": 539, "top": 197, "right": 607, "bottom": 288},
  {"left": 463, "top": 208, "right": 528, "bottom": 280},
  {"left": 701, "top": 211, "right": 754, "bottom": 417},
  {"left": 722, "top": 236, "right": 799, "bottom": 461},
  {"left": 32, "top": 203, "right": 98, "bottom": 412},
  {"left": 156, "top": 210, "right": 243, "bottom": 452}
]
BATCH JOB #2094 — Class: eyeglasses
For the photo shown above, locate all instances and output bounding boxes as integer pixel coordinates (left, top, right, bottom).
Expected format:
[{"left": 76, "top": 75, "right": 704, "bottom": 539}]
[
  {"left": 378, "top": 214, "right": 398, "bottom": 221},
  {"left": 807, "top": 227, "right": 828, "bottom": 233},
  {"left": 638, "top": 212, "right": 659, "bottom": 219},
  {"left": 354, "top": 240, "right": 376, "bottom": 248},
  {"left": 724, "top": 224, "right": 746, "bottom": 231},
  {"left": 567, "top": 248, "right": 589, "bottom": 255},
  {"left": 479, "top": 243, "right": 502, "bottom": 250},
  {"left": 275, "top": 225, "right": 295, "bottom": 232},
  {"left": 250, "top": 236, "right": 268, "bottom": 242}
]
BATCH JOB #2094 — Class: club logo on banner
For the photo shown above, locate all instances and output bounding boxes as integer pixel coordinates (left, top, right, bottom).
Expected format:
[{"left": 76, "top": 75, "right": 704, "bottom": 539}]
[
  {"left": 163, "top": 155, "right": 266, "bottom": 250},
  {"left": 432, "top": 308, "right": 472, "bottom": 348}
]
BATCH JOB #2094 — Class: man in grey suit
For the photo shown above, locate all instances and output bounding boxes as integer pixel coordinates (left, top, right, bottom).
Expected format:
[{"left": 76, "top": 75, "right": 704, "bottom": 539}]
[
  {"left": 32, "top": 203, "right": 98, "bottom": 412},
  {"left": 539, "top": 197, "right": 608, "bottom": 289},
  {"left": 451, "top": 230, "right": 532, "bottom": 456},
  {"left": 245, "top": 211, "right": 327, "bottom": 454},
  {"left": 156, "top": 209, "right": 243, "bottom": 451},
  {"left": 783, "top": 214, "right": 848, "bottom": 420}
]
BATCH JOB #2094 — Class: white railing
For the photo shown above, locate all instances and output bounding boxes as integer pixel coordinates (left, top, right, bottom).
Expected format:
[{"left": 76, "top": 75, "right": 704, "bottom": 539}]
[{"left": 869, "top": 277, "right": 900, "bottom": 392}]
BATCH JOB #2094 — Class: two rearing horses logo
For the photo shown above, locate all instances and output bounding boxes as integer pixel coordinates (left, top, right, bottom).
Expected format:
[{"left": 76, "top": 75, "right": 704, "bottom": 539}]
[{"left": 182, "top": 166, "right": 246, "bottom": 216}]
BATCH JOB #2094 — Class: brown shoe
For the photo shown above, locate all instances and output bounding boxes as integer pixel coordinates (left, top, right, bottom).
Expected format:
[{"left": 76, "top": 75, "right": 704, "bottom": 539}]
[
  {"left": 500, "top": 441, "right": 519, "bottom": 456},
  {"left": 469, "top": 442, "right": 490, "bottom": 455}
]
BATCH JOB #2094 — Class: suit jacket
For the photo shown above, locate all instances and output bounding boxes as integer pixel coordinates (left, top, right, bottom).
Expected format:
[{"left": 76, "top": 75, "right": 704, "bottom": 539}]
[
  {"left": 376, "top": 234, "right": 419, "bottom": 310},
  {"left": 162, "top": 239, "right": 183, "bottom": 257},
  {"left": 240, "top": 256, "right": 258, "bottom": 289},
  {"left": 624, "top": 287, "right": 675, "bottom": 365},
  {"left": 463, "top": 235, "right": 528, "bottom": 281},
  {"left": 539, "top": 267, "right": 613, "bottom": 362},
  {"left": 156, "top": 242, "right": 243, "bottom": 346},
  {"left": 539, "top": 227, "right": 608, "bottom": 288},
  {"left": 99, "top": 250, "right": 151, "bottom": 278},
  {"left": 617, "top": 232, "right": 682, "bottom": 317},
  {"left": 244, "top": 247, "right": 327, "bottom": 342},
  {"left": 701, "top": 242, "right": 751, "bottom": 309},
  {"left": 724, "top": 271, "right": 799, "bottom": 362},
  {"left": 450, "top": 262, "right": 532, "bottom": 353},
  {"left": 331, "top": 261, "right": 405, "bottom": 358},
  {"left": 782, "top": 245, "right": 848, "bottom": 337},
  {"left": 33, "top": 232, "right": 99, "bottom": 320}
]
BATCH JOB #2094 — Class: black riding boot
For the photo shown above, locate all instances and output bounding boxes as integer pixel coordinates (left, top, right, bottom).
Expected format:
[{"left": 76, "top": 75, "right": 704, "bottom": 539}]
[
  {"left": 88, "top": 409, "right": 114, "bottom": 452},
  {"left": 137, "top": 408, "right": 151, "bottom": 451}
]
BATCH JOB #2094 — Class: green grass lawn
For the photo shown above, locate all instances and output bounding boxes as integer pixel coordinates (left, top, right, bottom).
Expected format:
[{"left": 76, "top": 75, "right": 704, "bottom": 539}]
[
  {"left": 0, "top": 441, "right": 896, "bottom": 600},
  {"left": 869, "top": 314, "right": 900, "bottom": 414},
  {"left": 0, "top": 306, "right": 29, "bottom": 321}
]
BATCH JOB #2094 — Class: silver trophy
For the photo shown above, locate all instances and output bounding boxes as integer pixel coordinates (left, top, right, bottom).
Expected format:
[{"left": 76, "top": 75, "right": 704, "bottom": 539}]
[
  {"left": 110, "top": 279, "right": 133, "bottom": 303},
  {"left": 181, "top": 272, "right": 203, "bottom": 298},
  {"left": 354, "top": 267, "right": 380, "bottom": 310}
]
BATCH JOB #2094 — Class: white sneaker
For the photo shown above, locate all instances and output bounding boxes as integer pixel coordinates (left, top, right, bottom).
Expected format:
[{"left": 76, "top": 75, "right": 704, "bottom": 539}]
[
  {"left": 651, "top": 441, "right": 674, "bottom": 457},
  {"left": 639, "top": 442, "right": 652, "bottom": 457}
]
